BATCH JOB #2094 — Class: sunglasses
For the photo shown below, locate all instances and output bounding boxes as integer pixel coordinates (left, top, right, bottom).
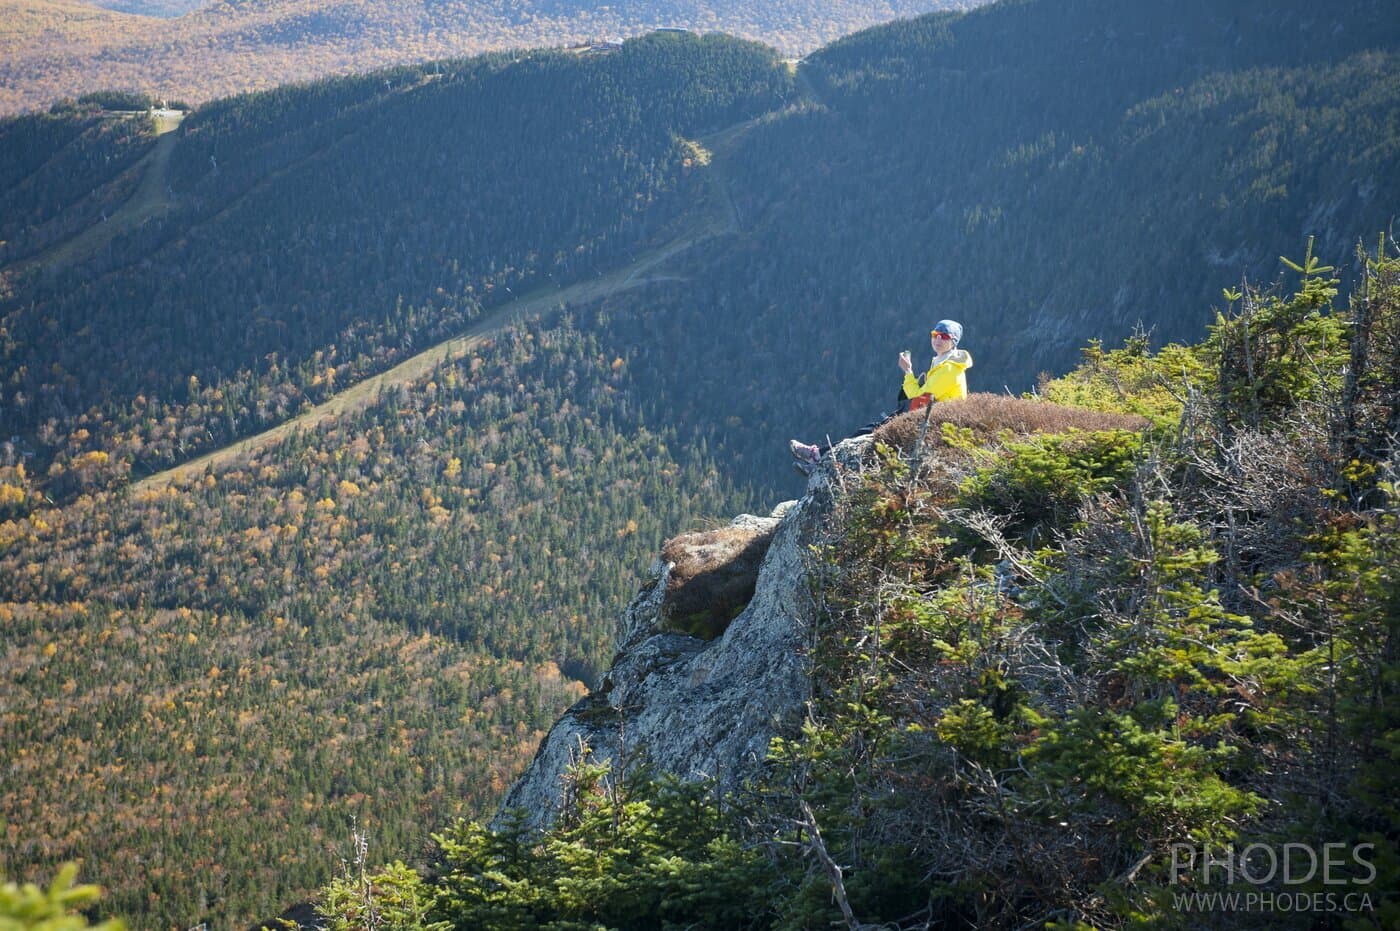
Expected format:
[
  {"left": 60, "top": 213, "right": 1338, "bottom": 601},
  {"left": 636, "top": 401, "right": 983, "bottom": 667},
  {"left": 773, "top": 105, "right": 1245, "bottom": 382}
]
[{"left": 931, "top": 331, "right": 954, "bottom": 340}]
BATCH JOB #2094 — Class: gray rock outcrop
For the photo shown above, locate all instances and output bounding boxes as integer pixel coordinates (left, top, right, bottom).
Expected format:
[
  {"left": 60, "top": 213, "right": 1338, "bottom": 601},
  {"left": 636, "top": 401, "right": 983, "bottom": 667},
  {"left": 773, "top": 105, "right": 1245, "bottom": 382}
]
[{"left": 496, "top": 447, "right": 861, "bottom": 830}]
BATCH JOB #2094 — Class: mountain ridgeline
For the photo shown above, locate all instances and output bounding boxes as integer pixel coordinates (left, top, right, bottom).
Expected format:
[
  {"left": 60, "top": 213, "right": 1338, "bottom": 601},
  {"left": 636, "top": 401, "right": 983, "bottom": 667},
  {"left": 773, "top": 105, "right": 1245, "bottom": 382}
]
[
  {"left": 1, "top": 34, "right": 792, "bottom": 498},
  {"left": 593, "top": 0, "right": 1400, "bottom": 485},
  {"left": 0, "top": 0, "right": 967, "bottom": 116},
  {"left": 1, "top": 3, "right": 1399, "bottom": 928},
  {"left": 6, "top": 2, "right": 1399, "bottom": 502}
]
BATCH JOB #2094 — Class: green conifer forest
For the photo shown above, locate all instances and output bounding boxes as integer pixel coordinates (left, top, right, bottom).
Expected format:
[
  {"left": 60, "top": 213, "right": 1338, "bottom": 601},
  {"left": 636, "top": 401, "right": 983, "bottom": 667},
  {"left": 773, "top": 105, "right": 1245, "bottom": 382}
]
[
  {"left": 318, "top": 242, "right": 1400, "bottom": 930},
  {"left": 1, "top": 1, "right": 1398, "bottom": 927}
]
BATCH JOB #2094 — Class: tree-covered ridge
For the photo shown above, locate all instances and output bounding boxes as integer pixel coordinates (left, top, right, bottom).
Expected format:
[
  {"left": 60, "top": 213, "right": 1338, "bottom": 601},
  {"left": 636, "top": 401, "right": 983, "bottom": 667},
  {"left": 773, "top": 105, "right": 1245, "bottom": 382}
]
[
  {"left": 6, "top": 0, "right": 1400, "bottom": 506},
  {"left": 3, "top": 599, "right": 571, "bottom": 930},
  {"left": 0, "top": 33, "right": 792, "bottom": 501},
  {"left": 0, "top": 4, "right": 1396, "bottom": 928},
  {"left": 327, "top": 245, "right": 1399, "bottom": 929},
  {"left": 0, "top": 0, "right": 966, "bottom": 117},
  {"left": 0, "top": 103, "right": 156, "bottom": 266},
  {"left": 0, "top": 316, "right": 754, "bottom": 931},
  {"left": 811, "top": 0, "right": 1400, "bottom": 117},
  {"left": 586, "top": 0, "right": 1400, "bottom": 492},
  {"left": 1, "top": 318, "right": 750, "bottom": 676}
]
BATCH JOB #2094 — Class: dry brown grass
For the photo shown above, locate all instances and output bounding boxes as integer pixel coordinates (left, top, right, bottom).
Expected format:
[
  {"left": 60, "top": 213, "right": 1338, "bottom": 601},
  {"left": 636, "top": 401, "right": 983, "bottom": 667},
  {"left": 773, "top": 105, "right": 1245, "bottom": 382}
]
[
  {"left": 871, "top": 393, "right": 1149, "bottom": 452},
  {"left": 656, "top": 524, "right": 776, "bottom": 640}
]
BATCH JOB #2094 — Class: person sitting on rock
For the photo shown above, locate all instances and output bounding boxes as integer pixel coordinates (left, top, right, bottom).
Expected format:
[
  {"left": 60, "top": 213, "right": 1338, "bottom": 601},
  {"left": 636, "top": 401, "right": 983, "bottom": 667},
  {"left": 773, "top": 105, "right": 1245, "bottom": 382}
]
[{"left": 789, "top": 318, "right": 972, "bottom": 472}]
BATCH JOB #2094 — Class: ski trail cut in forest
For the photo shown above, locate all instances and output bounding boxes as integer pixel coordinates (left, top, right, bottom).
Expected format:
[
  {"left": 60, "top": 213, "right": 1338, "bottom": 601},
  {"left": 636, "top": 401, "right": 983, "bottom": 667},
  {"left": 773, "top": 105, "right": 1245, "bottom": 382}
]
[
  {"left": 130, "top": 106, "right": 780, "bottom": 492},
  {"left": 13, "top": 111, "right": 184, "bottom": 275},
  {"left": 10, "top": 81, "right": 418, "bottom": 283}
]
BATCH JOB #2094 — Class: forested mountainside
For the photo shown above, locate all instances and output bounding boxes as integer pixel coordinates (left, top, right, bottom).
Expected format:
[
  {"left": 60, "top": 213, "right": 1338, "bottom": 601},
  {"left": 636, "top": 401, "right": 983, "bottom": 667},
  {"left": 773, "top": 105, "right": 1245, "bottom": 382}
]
[
  {"left": 1, "top": 36, "right": 777, "bottom": 929},
  {"left": 0, "top": 34, "right": 792, "bottom": 498},
  {"left": 5, "top": 2, "right": 1399, "bottom": 507},
  {"left": 592, "top": 0, "right": 1400, "bottom": 487},
  {"left": 2, "top": 2, "right": 1399, "bottom": 927},
  {"left": 0, "top": 0, "right": 970, "bottom": 116},
  {"left": 1, "top": 315, "right": 752, "bottom": 929},
  {"left": 87, "top": 0, "right": 191, "bottom": 15},
  {"left": 0, "top": 101, "right": 156, "bottom": 257},
  {"left": 319, "top": 244, "right": 1400, "bottom": 931}
]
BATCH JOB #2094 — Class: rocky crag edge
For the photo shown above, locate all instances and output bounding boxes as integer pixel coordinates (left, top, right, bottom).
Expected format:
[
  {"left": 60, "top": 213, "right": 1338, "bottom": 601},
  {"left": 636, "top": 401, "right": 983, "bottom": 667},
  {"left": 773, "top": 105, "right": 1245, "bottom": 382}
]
[{"left": 496, "top": 440, "right": 869, "bottom": 830}]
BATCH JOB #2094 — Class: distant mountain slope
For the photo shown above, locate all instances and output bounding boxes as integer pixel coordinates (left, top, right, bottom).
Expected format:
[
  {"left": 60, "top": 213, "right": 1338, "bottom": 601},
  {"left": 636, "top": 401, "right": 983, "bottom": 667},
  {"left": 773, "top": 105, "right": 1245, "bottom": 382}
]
[
  {"left": 2, "top": 5, "right": 1399, "bottom": 925},
  {"left": 590, "top": 0, "right": 1400, "bottom": 487},
  {"left": 0, "top": 0, "right": 972, "bottom": 115},
  {"left": 0, "top": 0, "right": 131, "bottom": 38},
  {"left": 0, "top": 33, "right": 792, "bottom": 500},
  {"left": 0, "top": 316, "right": 753, "bottom": 930},
  {"left": 86, "top": 0, "right": 196, "bottom": 15},
  {"left": 5, "top": 1, "right": 1399, "bottom": 502}
]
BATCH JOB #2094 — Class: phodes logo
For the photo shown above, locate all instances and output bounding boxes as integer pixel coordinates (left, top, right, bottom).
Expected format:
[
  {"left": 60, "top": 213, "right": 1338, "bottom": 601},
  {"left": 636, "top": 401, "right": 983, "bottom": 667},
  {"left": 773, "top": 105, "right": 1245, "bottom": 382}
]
[
  {"left": 1168, "top": 843, "right": 1377, "bottom": 914},
  {"left": 1171, "top": 891, "right": 1375, "bottom": 914}
]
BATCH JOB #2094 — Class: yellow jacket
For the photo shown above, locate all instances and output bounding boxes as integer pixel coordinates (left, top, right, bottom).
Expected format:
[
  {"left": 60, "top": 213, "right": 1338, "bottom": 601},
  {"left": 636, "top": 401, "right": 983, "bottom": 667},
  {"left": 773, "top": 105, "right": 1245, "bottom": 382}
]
[{"left": 903, "top": 349, "right": 972, "bottom": 404}]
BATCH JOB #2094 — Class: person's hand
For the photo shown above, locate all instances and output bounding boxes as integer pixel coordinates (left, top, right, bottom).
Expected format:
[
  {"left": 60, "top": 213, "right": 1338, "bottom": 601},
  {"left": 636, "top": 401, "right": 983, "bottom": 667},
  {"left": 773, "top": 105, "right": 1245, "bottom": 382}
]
[{"left": 898, "top": 351, "right": 912, "bottom": 374}]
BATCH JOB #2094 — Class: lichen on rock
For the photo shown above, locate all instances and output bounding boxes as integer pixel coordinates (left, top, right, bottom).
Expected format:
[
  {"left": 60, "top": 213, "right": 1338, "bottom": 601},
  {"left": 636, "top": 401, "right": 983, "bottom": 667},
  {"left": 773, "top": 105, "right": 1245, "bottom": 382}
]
[{"left": 495, "top": 481, "right": 830, "bottom": 830}]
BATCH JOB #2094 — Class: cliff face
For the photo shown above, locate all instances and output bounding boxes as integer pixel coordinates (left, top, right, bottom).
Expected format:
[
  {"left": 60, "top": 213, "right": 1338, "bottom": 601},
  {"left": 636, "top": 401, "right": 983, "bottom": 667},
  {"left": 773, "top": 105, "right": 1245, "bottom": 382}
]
[{"left": 498, "top": 451, "right": 857, "bottom": 829}]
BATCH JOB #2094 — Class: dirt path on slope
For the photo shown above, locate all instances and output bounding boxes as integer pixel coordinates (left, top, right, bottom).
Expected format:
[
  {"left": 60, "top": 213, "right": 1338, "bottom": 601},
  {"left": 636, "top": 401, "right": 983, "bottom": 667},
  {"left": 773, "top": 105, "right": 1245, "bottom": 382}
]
[
  {"left": 14, "top": 110, "right": 184, "bottom": 275},
  {"left": 130, "top": 108, "right": 774, "bottom": 492},
  {"left": 133, "top": 230, "right": 711, "bottom": 490}
]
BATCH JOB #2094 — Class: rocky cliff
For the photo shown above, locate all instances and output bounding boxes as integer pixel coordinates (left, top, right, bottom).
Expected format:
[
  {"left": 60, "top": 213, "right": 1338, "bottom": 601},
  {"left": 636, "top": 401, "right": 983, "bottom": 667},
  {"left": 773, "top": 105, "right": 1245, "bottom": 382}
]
[{"left": 497, "top": 444, "right": 864, "bottom": 829}]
